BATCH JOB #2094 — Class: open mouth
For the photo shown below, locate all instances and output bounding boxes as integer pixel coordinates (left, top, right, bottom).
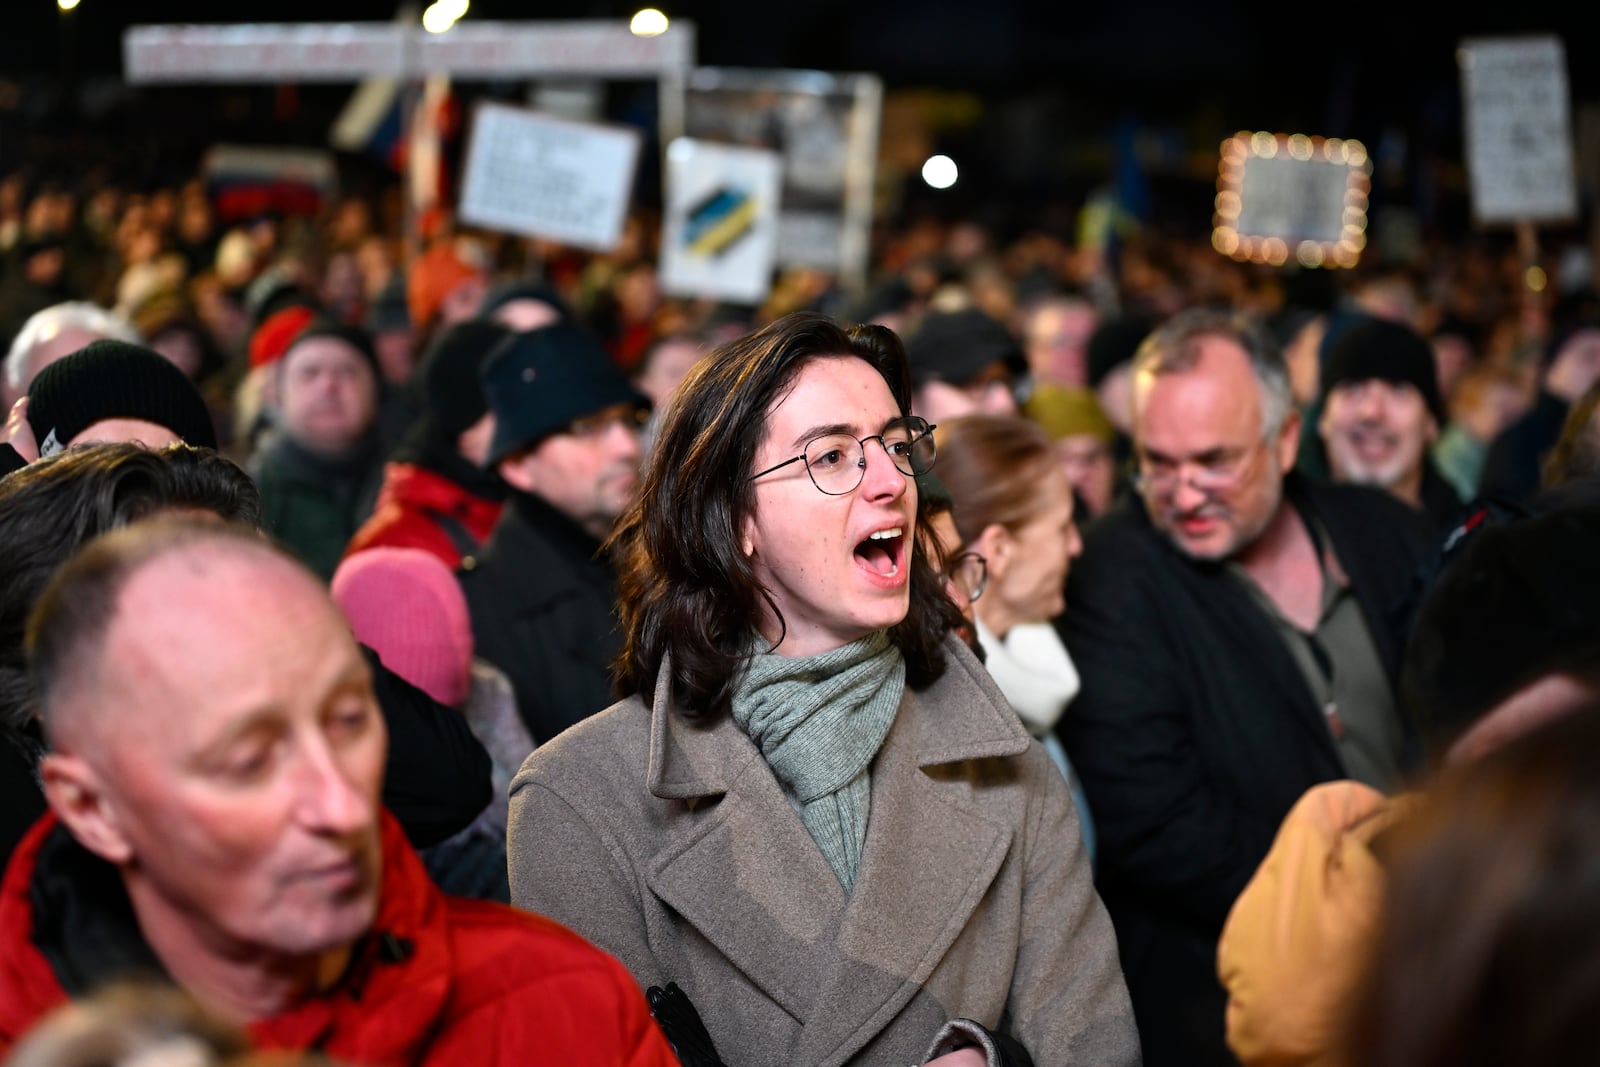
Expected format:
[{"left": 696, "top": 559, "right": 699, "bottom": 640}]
[{"left": 853, "top": 526, "right": 906, "bottom": 580}]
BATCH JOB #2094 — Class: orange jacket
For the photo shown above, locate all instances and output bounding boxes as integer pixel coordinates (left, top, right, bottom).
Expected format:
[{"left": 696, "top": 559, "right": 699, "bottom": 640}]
[{"left": 1217, "top": 781, "right": 1416, "bottom": 1067}]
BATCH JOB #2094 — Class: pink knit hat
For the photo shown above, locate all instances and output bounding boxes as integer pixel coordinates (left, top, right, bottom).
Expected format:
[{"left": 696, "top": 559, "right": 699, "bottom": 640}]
[{"left": 331, "top": 547, "right": 474, "bottom": 708}]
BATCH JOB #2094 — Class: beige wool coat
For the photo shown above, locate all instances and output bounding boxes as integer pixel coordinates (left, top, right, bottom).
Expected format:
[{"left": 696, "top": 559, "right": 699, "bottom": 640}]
[{"left": 507, "top": 637, "right": 1140, "bottom": 1067}]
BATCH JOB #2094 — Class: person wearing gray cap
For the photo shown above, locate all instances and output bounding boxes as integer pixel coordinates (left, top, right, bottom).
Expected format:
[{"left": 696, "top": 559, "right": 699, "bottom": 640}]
[{"left": 459, "top": 321, "right": 650, "bottom": 745}]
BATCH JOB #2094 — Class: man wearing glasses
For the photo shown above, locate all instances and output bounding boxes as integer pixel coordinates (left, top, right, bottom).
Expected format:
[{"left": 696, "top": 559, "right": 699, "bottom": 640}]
[
  {"left": 460, "top": 323, "right": 651, "bottom": 745},
  {"left": 1054, "top": 308, "right": 1427, "bottom": 1067}
]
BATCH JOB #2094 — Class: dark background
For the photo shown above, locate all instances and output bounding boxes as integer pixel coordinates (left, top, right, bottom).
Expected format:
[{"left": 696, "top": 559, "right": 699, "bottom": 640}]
[{"left": 3, "top": 1, "right": 1594, "bottom": 242}]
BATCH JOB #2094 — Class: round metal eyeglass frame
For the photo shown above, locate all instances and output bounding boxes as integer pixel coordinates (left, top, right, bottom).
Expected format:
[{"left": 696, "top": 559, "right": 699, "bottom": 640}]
[
  {"left": 748, "top": 416, "right": 938, "bottom": 496},
  {"left": 947, "top": 551, "right": 988, "bottom": 603}
]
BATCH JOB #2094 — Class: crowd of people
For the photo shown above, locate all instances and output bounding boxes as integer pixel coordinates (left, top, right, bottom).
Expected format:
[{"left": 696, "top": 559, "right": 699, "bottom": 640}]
[{"left": 0, "top": 153, "right": 1597, "bottom": 1067}]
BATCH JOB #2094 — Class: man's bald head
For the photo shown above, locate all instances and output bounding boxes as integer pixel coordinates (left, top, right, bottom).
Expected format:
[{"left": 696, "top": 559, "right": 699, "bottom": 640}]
[
  {"left": 29, "top": 514, "right": 387, "bottom": 982},
  {"left": 26, "top": 516, "right": 308, "bottom": 747}
]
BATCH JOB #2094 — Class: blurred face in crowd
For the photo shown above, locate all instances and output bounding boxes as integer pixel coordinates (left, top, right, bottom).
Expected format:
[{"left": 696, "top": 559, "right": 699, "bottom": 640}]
[
  {"left": 1134, "top": 334, "right": 1298, "bottom": 562},
  {"left": 439, "top": 276, "right": 489, "bottom": 327},
  {"left": 744, "top": 356, "right": 917, "bottom": 657},
  {"left": 278, "top": 337, "right": 378, "bottom": 455},
  {"left": 1431, "top": 334, "right": 1473, "bottom": 400},
  {"left": 1319, "top": 379, "right": 1436, "bottom": 497},
  {"left": 1026, "top": 300, "right": 1097, "bottom": 387},
  {"left": 914, "top": 363, "right": 1020, "bottom": 425},
  {"left": 490, "top": 299, "right": 561, "bottom": 334},
  {"left": 1546, "top": 328, "right": 1600, "bottom": 404},
  {"left": 634, "top": 337, "right": 703, "bottom": 415},
  {"left": 1057, "top": 433, "right": 1117, "bottom": 518},
  {"left": 1095, "top": 365, "right": 1135, "bottom": 436},
  {"left": 150, "top": 326, "right": 206, "bottom": 381},
  {"left": 498, "top": 403, "right": 645, "bottom": 540},
  {"left": 972, "top": 463, "right": 1081, "bottom": 638},
  {"left": 922, "top": 508, "right": 976, "bottom": 626},
  {"left": 41, "top": 545, "right": 387, "bottom": 977}
]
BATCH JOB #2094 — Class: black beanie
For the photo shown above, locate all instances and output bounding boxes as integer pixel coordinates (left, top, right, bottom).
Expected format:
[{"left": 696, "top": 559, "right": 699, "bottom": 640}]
[
  {"left": 416, "top": 319, "right": 513, "bottom": 439},
  {"left": 1320, "top": 316, "right": 1445, "bottom": 423},
  {"left": 283, "top": 318, "right": 381, "bottom": 377},
  {"left": 27, "top": 339, "right": 217, "bottom": 455},
  {"left": 1085, "top": 315, "right": 1156, "bottom": 389},
  {"left": 1401, "top": 505, "right": 1600, "bottom": 759},
  {"left": 904, "top": 308, "right": 1025, "bottom": 389}
]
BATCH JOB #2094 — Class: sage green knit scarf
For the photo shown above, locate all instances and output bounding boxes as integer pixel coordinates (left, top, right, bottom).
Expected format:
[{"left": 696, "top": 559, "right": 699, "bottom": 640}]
[{"left": 730, "top": 631, "right": 906, "bottom": 891}]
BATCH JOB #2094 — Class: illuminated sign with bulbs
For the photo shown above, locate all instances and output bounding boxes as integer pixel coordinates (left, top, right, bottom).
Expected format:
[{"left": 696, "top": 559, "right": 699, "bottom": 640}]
[{"left": 1212, "top": 131, "right": 1371, "bottom": 269}]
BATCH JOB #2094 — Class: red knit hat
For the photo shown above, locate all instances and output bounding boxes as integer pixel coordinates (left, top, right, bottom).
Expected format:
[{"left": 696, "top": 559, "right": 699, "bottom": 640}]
[
  {"left": 331, "top": 547, "right": 474, "bottom": 708},
  {"left": 249, "top": 305, "right": 318, "bottom": 370}
]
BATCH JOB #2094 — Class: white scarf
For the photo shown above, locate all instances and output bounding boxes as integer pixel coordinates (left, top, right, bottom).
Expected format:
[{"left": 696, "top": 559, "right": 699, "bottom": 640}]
[{"left": 974, "top": 618, "right": 1081, "bottom": 736}]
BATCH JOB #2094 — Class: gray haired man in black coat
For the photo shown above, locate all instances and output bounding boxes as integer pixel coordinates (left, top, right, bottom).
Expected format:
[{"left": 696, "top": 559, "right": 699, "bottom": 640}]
[{"left": 1055, "top": 307, "right": 1427, "bottom": 1067}]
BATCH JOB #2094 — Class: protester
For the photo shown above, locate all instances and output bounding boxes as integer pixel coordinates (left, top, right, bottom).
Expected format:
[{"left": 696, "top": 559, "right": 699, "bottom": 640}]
[
  {"left": 1342, "top": 710, "right": 1600, "bottom": 1067},
  {"left": 935, "top": 413, "right": 1095, "bottom": 859},
  {"left": 343, "top": 319, "right": 511, "bottom": 567},
  {"left": 1219, "top": 502, "right": 1600, "bottom": 1067},
  {"left": 1431, "top": 362, "right": 1529, "bottom": 501},
  {"left": 1479, "top": 304, "right": 1600, "bottom": 501},
  {"left": 26, "top": 339, "right": 218, "bottom": 455},
  {"left": 1316, "top": 316, "right": 1463, "bottom": 534},
  {"left": 461, "top": 321, "right": 651, "bottom": 744},
  {"left": 331, "top": 546, "right": 534, "bottom": 903},
  {"left": 1021, "top": 292, "right": 1097, "bottom": 389},
  {"left": 1057, "top": 307, "right": 1426, "bottom": 1067},
  {"left": 904, "top": 307, "right": 1027, "bottom": 423},
  {"left": 252, "top": 319, "right": 385, "bottom": 580},
  {"left": 630, "top": 331, "right": 705, "bottom": 458},
  {"left": 508, "top": 311, "right": 1139, "bottom": 1066},
  {"left": 0, "top": 516, "right": 677, "bottom": 1065},
  {"left": 1023, "top": 383, "right": 1121, "bottom": 519},
  {"left": 0, "top": 443, "right": 493, "bottom": 870},
  {"left": 1, "top": 338, "right": 218, "bottom": 477},
  {"left": 2, "top": 301, "right": 141, "bottom": 409}
]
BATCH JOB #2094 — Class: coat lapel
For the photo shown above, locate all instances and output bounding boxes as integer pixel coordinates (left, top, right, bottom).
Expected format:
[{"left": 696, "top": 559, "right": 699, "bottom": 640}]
[
  {"left": 794, "top": 650, "right": 1028, "bottom": 1066},
  {"left": 642, "top": 675, "right": 847, "bottom": 1022}
]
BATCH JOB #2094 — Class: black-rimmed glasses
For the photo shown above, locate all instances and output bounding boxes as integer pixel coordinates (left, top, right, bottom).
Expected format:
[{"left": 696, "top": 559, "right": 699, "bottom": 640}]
[
  {"left": 947, "top": 551, "right": 987, "bottom": 603},
  {"left": 748, "top": 416, "right": 938, "bottom": 496}
]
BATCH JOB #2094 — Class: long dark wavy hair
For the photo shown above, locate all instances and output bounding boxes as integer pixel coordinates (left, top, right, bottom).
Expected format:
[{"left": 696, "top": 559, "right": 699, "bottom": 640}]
[{"left": 608, "top": 311, "right": 964, "bottom": 720}]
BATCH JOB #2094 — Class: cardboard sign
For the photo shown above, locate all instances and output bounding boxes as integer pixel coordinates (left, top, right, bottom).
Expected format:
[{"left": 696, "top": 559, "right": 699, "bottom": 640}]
[
  {"left": 659, "top": 139, "right": 783, "bottom": 304},
  {"left": 1213, "top": 132, "right": 1372, "bottom": 270},
  {"left": 457, "top": 102, "right": 641, "bottom": 252},
  {"left": 1459, "top": 36, "right": 1578, "bottom": 224}
]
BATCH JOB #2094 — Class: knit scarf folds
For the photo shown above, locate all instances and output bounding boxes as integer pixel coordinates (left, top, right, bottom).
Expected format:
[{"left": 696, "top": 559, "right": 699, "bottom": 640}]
[{"left": 731, "top": 631, "right": 906, "bottom": 891}]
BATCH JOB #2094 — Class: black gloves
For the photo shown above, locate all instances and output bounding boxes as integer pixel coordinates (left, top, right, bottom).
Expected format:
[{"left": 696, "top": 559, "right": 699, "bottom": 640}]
[{"left": 646, "top": 982, "right": 729, "bottom": 1067}]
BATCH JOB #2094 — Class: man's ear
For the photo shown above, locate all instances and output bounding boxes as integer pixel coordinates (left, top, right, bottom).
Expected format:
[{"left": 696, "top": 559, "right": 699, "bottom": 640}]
[
  {"left": 1276, "top": 407, "right": 1302, "bottom": 474},
  {"left": 39, "top": 753, "right": 133, "bottom": 865}
]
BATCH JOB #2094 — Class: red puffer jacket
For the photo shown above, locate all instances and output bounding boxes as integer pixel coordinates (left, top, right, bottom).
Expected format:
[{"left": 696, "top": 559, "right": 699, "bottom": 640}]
[
  {"left": 0, "top": 811, "right": 680, "bottom": 1067},
  {"left": 344, "top": 462, "right": 503, "bottom": 569}
]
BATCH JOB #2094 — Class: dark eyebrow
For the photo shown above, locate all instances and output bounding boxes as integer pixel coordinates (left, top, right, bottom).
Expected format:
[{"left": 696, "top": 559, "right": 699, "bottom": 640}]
[
  {"left": 791, "top": 423, "right": 852, "bottom": 450},
  {"left": 789, "top": 417, "right": 903, "bottom": 452}
]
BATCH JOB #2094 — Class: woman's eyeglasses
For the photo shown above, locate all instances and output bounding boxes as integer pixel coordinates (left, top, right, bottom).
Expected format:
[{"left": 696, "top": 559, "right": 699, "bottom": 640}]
[{"left": 748, "top": 416, "right": 938, "bottom": 496}]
